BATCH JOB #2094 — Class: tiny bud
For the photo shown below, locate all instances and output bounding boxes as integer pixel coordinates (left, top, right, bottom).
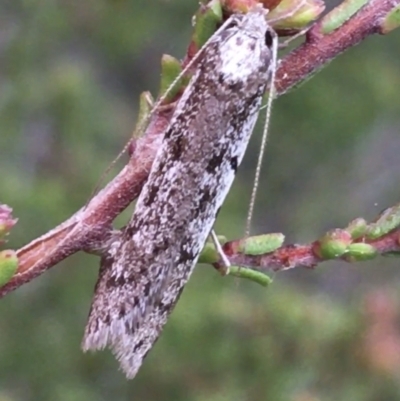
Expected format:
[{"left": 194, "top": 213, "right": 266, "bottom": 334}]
[
  {"left": 313, "top": 229, "right": 352, "bottom": 259},
  {"left": 344, "top": 243, "right": 377, "bottom": 262},
  {"left": 268, "top": 0, "right": 325, "bottom": 29},
  {"left": 222, "top": 0, "right": 261, "bottom": 13},
  {"left": 365, "top": 204, "right": 400, "bottom": 240},
  {"left": 0, "top": 205, "right": 17, "bottom": 239},
  {"left": 0, "top": 250, "right": 18, "bottom": 287},
  {"left": 159, "top": 55, "right": 188, "bottom": 103},
  {"left": 380, "top": 4, "right": 400, "bottom": 34},
  {"left": 345, "top": 218, "right": 368, "bottom": 239},
  {"left": 228, "top": 265, "right": 273, "bottom": 287},
  {"left": 237, "top": 233, "right": 285, "bottom": 255},
  {"left": 192, "top": 0, "right": 222, "bottom": 50}
]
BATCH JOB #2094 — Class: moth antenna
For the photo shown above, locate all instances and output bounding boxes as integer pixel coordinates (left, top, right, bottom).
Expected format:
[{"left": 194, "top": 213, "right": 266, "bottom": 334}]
[
  {"left": 246, "top": 0, "right": 309, "bottom": 236},
  {"left": 85, "top": 145, "right": 130, "bottom": 209},
  {"left": 245, "top": 29, "right": 278, "bottom": 237},
  {"left": 85, "top": 94, "right": 154, "bottom": 208}
]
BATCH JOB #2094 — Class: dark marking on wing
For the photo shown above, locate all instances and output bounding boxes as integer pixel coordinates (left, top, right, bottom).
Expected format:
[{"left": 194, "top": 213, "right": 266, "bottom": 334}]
[
  {"left": 169, "top": 131, "right": 188, "bottom": 161},
  {"left": 230, "top": 156, "right": 238, "bottom": 173},
  {"left": 106, "top": 274, "right": 127, "bottom": 289},
  {"left": 177, "top": 247, "right": 195, "bottom": 264},
  {"left": 133, "top": 339, "right": 144, "bottom": 353},
  {"left": 142, "top": 183, "right": 159, "bottom": 207},
  {"left": 206, "top": 147, "right": 227, "bottom": 173},
  {"left": 119, "top": 304, "right": 126, "bottom": 318},
  {"left": 143, "top": 281, "right": 152, "bottom": 297},
  {"left": 228, "top": 81, "right": 243, "bottom": 92}
]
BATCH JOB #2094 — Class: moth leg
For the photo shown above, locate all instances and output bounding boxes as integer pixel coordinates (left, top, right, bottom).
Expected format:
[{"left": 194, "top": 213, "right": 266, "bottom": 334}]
[
  {"left": 210, "top": 229, "right": 231, "bottom": 275},
  {"left": 278, "top": 27, "right": 310, "bottom": 49}
]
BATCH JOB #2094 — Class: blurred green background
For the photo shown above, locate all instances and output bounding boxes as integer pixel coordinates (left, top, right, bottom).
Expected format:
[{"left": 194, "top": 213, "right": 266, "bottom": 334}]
[{"left": 1, "top": 0, "right": 400, "bottom": 400}]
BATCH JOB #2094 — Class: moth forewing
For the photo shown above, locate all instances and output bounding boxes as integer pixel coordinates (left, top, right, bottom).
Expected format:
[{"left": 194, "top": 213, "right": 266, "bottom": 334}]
[{"left": 82, "top": 5, "right": 276, "bottom": 379}]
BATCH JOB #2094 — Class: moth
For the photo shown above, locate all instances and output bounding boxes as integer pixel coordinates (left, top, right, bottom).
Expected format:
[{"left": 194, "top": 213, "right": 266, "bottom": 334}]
[{"left": 82, "top": 4, "right": 277, "bottom": 379}]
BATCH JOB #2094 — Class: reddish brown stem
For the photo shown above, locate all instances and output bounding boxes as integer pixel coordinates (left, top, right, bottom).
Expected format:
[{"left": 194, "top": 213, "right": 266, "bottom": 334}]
[
  {"left": 276, "top": 0, "right": 397, "bottom": 94},
  {"left": 222, "top": 229, "right": 400, "bottom": 272},
  {"left": 1, "top": 0, "right": 399, "bottom": 298}
]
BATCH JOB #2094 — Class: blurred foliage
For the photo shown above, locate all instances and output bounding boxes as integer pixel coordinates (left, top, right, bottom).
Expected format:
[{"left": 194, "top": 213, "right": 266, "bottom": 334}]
[{"left": 1, "top": 0, "right": 400, "bottom": 400}]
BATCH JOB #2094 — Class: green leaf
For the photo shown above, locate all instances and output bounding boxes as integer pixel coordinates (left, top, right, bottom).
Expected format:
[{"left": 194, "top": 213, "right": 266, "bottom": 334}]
[
  {"left": 320, "top": 0, "right": 369, "bottom": 34},
  {"left": 381, "top": 4, "right": 400, "bottom": 34},
  {"left": 228, "top": 265, "right": 273, "bottom": 287},
  {"left": 0, "top": 250, "right": 18, "bottom": 287},
  {"left": 237, "top": 233, "right": 285, "bottom": 256}
]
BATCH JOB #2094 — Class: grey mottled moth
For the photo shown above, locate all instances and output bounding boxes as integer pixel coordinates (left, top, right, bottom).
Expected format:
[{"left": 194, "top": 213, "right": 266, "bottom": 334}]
[{"left": 82, "top": 5, "right": 277, "bottom": 379}]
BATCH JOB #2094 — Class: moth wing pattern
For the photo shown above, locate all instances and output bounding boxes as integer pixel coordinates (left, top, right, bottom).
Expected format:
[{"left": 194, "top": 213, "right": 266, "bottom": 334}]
[{"left": 82, "top": 6, "right": 275, "bottom": 379}]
